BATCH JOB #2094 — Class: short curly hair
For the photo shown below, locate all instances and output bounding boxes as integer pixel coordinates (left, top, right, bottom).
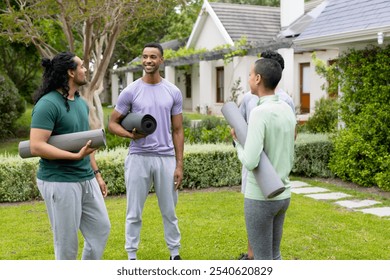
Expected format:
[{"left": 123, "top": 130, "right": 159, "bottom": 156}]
[{"left": 261, "top": 50, "right": 284, "bottom": 70}]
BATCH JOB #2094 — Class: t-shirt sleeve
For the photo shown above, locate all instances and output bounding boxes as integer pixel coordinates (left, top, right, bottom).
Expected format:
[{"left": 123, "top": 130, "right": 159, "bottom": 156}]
[
  {"left": 30, "top": 99, "right": 57, "bottom": 131},
  {"left": 171, "top": 87, "right": 183, "bottom": 116},
  {"left": 115, "top": 88, "right": 132, "bottom": 116}
]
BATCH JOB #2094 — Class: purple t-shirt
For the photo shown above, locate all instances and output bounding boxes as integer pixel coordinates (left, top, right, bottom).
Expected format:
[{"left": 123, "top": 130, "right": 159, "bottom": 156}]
[{"left": 115, "top": 78, "right": 183, "bottom": 156}]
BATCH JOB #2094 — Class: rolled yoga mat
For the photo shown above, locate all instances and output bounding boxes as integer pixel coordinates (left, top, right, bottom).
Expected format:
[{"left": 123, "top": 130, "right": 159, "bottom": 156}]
[
  {"left": 221, "top": 101, "right": 285, "bottom": 198},
  {"left": 121, "top": 112, "right": 157, "bottom": 135},
  {"left": 18, "top": 129, "right": 106, "bottom": 159}
]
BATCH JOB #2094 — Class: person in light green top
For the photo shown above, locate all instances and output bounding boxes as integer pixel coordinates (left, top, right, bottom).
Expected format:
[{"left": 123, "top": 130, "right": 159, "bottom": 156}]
[{"left": 231, "top": 58, "right": 296, "bottom": 260}]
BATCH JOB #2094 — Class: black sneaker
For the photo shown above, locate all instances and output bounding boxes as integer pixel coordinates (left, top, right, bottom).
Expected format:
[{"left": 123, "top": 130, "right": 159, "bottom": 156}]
[
  {"left": 238, "top": 253, "right": 252, "bottom": 260},
  {"left": 170, "top": 255, "right": 182, "bottom": 260}
]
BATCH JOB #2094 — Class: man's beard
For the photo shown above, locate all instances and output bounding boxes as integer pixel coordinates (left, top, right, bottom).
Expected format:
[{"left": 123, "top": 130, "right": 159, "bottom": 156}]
[{"left": 75, "top": 78, "right": 88, "bottom": 86}]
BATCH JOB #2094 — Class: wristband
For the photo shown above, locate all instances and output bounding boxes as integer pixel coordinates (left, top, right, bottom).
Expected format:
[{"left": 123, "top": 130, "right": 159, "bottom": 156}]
[{"left": 93, "top": 169, "right": 101, "bottom": 175}]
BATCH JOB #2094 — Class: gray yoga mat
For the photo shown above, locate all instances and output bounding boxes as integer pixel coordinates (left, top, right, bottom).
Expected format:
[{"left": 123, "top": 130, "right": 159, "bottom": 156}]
[
  {"left": 19, "top": 129, "right": 106, "bottom": 159},
  {"left": 221, "top": 101, "right": 285, "bottom": 198},
  {"left": 121, "top": 112, "right": 157, "bottom": 135}
]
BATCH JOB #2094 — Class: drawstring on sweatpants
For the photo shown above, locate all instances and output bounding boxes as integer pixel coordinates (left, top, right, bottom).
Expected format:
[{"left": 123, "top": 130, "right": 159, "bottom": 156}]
[{"left": 82, "top": 180, "right": 95, "bottom": 198}]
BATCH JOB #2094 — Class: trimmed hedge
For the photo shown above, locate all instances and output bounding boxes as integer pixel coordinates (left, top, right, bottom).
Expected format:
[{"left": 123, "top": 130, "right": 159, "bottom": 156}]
[
  {"left": 0, "top": 156, "right": 39, "bottom": 202},
  {"left": 0, "top": 136, "right": 337, "bottom": 203},
  {"left": 291, "top": 133, "right": 334, "bottom": 178}
]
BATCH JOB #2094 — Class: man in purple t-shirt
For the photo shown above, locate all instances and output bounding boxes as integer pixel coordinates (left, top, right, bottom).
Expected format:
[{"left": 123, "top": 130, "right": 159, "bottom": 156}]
[{"left": 108, "top": 43, "right": 184, "bottom": 260}]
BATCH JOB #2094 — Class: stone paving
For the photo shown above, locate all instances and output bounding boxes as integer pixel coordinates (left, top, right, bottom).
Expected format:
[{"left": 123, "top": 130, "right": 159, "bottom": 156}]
[{"left": 291, "top": 180, "right": 390, "bottom": 217}]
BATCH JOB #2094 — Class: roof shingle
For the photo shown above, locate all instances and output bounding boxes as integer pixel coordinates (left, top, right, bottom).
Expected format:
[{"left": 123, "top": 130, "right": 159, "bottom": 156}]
[{"left": 210, "top": 2, "right": 280, "bottom": 43}]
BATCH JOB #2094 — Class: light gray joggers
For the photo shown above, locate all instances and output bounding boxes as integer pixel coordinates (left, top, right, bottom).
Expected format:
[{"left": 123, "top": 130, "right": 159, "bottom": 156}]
[
  {"left": 124, "top": 154, "right": 181, "bottom": 260},
  {"left": 37, "top": 178, "right": 111, "bottom": 260}
]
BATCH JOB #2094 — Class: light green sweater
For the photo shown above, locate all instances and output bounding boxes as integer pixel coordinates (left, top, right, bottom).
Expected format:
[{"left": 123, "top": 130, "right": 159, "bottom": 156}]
[{"left": 235, "top": 95, "right": 296, "bottom": 201}]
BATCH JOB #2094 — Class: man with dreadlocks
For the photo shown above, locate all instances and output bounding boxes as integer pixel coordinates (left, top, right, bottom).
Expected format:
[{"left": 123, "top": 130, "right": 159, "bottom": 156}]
[{"left": 29, "top": 51, "right": 110, "bottom": 260}]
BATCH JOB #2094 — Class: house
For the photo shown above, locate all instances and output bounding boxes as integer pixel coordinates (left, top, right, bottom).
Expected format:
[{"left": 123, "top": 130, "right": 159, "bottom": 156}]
[{"left": 111, "top": 0, "right": 388, "bottom": 118}]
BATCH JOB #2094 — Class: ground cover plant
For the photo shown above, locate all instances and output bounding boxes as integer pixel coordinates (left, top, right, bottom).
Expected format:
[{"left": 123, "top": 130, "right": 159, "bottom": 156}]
[{"left": 1, "top": 178, "right": 390, "bottom": 260}]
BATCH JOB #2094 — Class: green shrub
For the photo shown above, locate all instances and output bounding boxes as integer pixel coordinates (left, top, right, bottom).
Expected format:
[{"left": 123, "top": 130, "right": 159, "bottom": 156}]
[
  {"left": 305, "top": 97, "right": 339, "bottom": 133},
  {"left": 337, "top": 45, "right": 390, "bottom": 127},
  {"left": 104, "top": 130, "right": 129, "bottom": 150},
  {"left": 182, "top": 144, "right": 241, "bottom": 189},
  {"left": 184, "top": 116, "right": 231, "bottom": 144},
  {"left": 0, "top": 72, "right": 26, "bottom": 140},
  {"left": 375, "top": 154, "right": 390, "bottom": 191},
  {"left": 292, "top": 133, "right": 334, "bottom": 178},
  {"left": 330, "top": 103, "right": 390, "bottom": 187},
  {"left": 95, "top": 148, "right": 127, "bottom": 195},
  {"left": 0, "top": 156, "right": 39, "bottom": 202},
  {"left": 0, "top": 144, "right": 241, "bottom": 202},
  {"left": 328, "top": 44, "right": 390, "bottom": 191},
  {"left": 1, "top": 137, "right": 342, "bottom": 202}
]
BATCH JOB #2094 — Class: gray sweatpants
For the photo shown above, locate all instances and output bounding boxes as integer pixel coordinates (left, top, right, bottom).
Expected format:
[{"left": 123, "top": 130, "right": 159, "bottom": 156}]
[
  {"left": 124, "top": 154, "right": 181, "bottom": 260},
  {"left": 244, "top": 198, "right": 290, "bottom": 260},
  {"left": 37, "top": 178, "right": 111, "bottom": 260}
]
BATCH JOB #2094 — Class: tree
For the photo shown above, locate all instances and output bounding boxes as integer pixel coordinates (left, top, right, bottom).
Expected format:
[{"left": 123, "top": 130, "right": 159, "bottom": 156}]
[
  {"left": 0, "top": 39, "right": 41, "bottom": 103},
  {"left": 0, "top": 72, "right": 25, "bottom": 140},
  {"left": 0, "top": 0, "right": 181, "bottom": 129}
]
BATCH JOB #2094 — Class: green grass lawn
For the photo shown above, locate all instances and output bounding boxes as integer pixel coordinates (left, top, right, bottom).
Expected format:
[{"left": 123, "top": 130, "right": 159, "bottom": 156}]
[{"left": 1, "top": 178, "right": 390, "bottom": 260}]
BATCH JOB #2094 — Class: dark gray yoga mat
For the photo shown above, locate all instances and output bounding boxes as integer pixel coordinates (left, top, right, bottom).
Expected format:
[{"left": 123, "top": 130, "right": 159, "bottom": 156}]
[
  {"left": 121, "top": 112, "right": 157, "bottom": 135},
  {"left": 19, "top": 129, "right": 106, "bottom": 158},
  {"left": 221, "top": 101, "right": 285, "bottom": 198}
]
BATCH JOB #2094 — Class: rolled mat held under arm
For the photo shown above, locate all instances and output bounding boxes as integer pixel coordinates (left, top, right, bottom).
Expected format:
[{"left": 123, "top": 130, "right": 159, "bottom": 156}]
[
  {"left": 121, "top": 112, "right": 157, "bottom": 135},
  {"left": 18, "top": 129, "right": 106, "bottom": 159},
  {"left": 221, "top": 101, "right": 285, "bottom": 198}
]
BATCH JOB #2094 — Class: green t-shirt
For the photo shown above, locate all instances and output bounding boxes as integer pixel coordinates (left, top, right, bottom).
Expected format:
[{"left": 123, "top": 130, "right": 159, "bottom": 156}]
[{"left": 31, "top": 91, "right": 94, "bottom": 182}]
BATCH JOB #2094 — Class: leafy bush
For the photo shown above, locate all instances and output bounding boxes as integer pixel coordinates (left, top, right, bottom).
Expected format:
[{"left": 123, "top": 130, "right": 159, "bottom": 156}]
[
  {"left": 329, "top": 45, "right": 390, "bottom": 191},
  {"left": 292, "top": 133, "right": 334, "bottom": 178},
  {"left": 0, "top": 72, "right": 26, "bottom": 140},
  {"left": 104, "top": 131, "right": 129, "bottom": 150},
  {"left": 305, "top": 97, "right": 339, "bottom": 133},
  {"left": 330, "top": 103, "right": 390, "bottom": 188},
  {"left": 182, "top": 144, "right": 241, "bottom": 189},
  {"left": 184, "top": 116, "right": 231, "bottom": 144},
  {"left": 0, "top": 156, "right": 39, "bottom": 202}
]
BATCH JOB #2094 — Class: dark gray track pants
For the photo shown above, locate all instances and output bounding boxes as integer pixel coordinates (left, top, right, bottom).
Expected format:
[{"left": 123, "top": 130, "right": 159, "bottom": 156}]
[{"left": 244, "top": 197, "right": 290, "bottom": 260}]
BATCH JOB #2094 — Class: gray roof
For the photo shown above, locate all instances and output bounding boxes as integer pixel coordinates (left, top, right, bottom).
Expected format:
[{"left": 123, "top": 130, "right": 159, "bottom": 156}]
[
  {"left": 210, "top": 2, "right": 280, "bottom": 43},
  {"left": 297, "top": 0, "right": 390, "bottom": 41}
]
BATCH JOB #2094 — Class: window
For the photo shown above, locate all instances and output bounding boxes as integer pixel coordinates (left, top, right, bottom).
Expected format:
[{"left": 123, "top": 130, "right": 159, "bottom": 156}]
[
  {"left": 185, "top": 73, "right": 192, "bottom": 98},
  {"left": 216, "top": 67, "right": 224, "bottom": 103}
]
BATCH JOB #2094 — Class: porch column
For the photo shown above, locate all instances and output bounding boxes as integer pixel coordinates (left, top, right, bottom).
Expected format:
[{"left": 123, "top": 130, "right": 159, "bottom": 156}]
[
  {"left": 125, "top": 72, "right": 134, "bottom": 87},
  {"left": 199, "top": 61, "right": 213, "bottom": 114},
  {"left": 164, "top": 65, "right": 176, "bottom": 84},
  {"left": 278, "top": 48, "right": 295, "bottom": 106},
  {"left": 111, "top": 73, "right": 119, "bottom": 106}
]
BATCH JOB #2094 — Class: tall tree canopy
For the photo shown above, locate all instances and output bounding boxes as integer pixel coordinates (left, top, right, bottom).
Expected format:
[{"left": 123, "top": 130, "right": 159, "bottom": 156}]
[{"left": 0, "top": 0, "right": 181, "bottom": 129}]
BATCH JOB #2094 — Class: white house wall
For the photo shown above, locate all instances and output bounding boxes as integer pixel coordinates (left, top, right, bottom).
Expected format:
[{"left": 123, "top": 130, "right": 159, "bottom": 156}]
[
  {"left": 278, "top": 48, "right": 295, "bottom": 104},
  {"left": 194, "top": 13, "right": 230, "bottom": 50}
]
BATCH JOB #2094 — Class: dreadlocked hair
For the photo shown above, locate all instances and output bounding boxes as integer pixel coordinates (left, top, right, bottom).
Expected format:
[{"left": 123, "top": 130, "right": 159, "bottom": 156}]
[{"left": 33, "top": 51, "right": 80, "bottom": 112}]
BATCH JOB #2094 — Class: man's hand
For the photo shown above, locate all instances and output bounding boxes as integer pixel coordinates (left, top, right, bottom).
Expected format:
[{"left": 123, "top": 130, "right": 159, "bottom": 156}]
[
  {"left": 96, "top": 173, "right": 108, "bottom": 197},
  {"left": 173, "top": 166, "right": 183, "bottom": 191},
  {"left": 130, "top": 128, "right": 147, "bottom": 140},
  {"left": 77, "top": 140, "right": 97, "bottom": 160}
]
